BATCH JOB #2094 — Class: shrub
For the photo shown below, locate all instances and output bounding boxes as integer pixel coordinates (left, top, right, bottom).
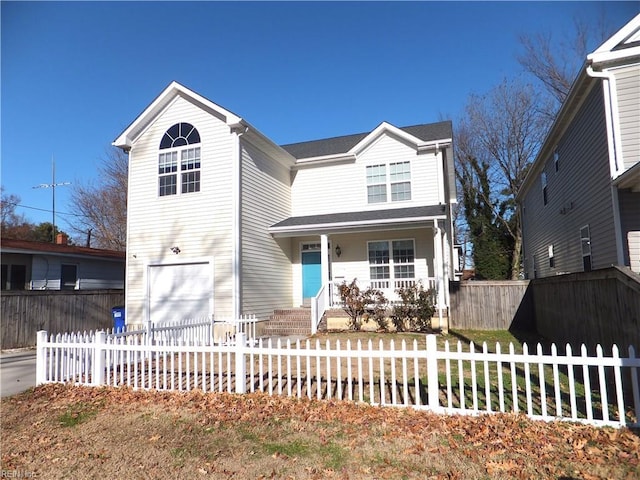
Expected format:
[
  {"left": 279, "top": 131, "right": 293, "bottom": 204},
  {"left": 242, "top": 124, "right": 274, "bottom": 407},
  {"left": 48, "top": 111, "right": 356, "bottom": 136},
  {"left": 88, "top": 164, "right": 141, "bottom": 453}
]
[
  {"left": 338, "top": 279, "right": 388, "bottom": 331},
  {"left": 391, "top": 282, "right": 436, "bottom": 332}
]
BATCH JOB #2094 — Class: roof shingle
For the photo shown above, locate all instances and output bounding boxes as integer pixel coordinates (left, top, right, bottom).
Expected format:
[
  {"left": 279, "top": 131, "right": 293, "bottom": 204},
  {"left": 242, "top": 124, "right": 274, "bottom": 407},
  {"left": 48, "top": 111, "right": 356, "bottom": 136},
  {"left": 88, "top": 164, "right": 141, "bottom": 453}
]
[{"left": 280, "top": 121, "right": 452, "bottom": 159}]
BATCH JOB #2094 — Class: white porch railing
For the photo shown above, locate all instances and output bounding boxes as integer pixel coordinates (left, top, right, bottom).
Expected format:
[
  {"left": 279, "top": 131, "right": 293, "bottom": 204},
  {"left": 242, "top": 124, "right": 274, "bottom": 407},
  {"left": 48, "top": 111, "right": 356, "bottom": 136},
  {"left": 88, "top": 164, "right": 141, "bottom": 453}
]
[
  {"left": 310, "top": 284, "right": 328, "bottom": 335},
  {"left": 36, "top": 331, "right": 640, "bottom": 429},
  {"left": 330, "top": 277, "right": 437, "bottom": 306}
]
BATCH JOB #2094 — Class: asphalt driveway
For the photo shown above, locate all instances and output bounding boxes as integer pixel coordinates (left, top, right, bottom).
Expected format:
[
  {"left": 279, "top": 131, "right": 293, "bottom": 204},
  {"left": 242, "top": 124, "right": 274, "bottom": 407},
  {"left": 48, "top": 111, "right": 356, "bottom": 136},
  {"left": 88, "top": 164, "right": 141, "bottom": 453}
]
[{"left": 0, "top": 350, "right": 36, "bottom": 397}]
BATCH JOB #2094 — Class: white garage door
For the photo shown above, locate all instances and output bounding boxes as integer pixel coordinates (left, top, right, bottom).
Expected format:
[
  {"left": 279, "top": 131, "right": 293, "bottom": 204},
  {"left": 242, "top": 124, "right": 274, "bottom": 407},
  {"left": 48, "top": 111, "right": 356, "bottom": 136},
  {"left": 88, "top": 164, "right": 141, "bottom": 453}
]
[{"left": 148, "top": 262, "right": 213, "bottom": 324}]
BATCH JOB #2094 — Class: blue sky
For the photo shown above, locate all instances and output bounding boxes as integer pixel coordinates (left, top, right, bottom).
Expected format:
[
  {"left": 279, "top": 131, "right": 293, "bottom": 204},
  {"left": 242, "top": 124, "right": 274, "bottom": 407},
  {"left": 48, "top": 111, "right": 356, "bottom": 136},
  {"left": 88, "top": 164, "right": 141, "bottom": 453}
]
[{"left": 2, "top": 1, "right": 638, "bottom": 231}]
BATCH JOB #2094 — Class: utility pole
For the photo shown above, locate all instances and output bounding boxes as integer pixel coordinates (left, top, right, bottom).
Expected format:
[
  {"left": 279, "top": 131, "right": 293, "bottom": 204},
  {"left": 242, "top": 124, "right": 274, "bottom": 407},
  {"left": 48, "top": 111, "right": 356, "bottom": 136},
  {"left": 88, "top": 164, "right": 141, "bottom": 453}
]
[{"left": 32, "top": 156, "right": 71, "bottom": 242}]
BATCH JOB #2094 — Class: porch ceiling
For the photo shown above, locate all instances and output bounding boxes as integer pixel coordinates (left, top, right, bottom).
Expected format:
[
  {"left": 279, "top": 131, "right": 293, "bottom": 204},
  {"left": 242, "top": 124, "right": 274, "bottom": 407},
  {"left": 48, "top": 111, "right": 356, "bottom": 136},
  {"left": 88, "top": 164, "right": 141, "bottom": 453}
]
[
  {"left": 269, "top": 205, "right": 447, "bottom": 237},
  {"left": 614, "top": 162, "right": 640, "bottom": 193}
]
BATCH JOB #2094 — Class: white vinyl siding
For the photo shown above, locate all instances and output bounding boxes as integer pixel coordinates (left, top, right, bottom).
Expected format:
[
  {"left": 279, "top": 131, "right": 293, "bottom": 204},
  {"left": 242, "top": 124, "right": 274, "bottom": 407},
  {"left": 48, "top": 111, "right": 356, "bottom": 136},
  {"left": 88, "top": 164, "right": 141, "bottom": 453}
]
[
  {"left": 292, "top": 132, "right": 441, "bottom": 217},
  {"left": 521, "top": 84, "right": 618, "bottom": 279},
  {"left": 612, "top": 65, "right": 640, "bottom": 171},
  {"left": 240, "top": 141, "right": 293, "bottom": 320},
  {"left": 126, "top": 96, "right": 235, "bottom": 321},
  {"left": 628, "top": 232, "right": 640, "bottom": 273}
]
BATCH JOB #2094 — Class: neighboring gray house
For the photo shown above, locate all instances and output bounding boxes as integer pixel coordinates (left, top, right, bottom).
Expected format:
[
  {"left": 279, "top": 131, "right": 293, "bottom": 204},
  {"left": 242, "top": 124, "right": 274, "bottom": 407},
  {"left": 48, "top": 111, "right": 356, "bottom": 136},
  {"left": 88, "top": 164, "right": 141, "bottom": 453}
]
[
  {"left": 113, "top": 82, "right": 458, "bottom": 328},
  {"left": 1, "top": 236, "right": 125, "bottom": 290},
  {"left": 518, "top": 14, "right": 640, "bottom": 279}
]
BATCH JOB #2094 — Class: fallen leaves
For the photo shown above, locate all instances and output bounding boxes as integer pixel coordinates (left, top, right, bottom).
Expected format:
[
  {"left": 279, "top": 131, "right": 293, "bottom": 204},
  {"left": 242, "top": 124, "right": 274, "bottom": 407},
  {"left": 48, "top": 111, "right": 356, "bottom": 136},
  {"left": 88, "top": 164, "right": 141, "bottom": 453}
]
[{"left": 1, "top": 383, "right": 639, "bottom": 479}]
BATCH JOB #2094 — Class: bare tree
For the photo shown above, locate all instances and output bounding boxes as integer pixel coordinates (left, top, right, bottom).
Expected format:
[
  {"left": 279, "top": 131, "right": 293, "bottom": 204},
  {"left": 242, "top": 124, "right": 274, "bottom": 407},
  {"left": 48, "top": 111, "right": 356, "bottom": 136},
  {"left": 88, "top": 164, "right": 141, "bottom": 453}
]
[
  {"left": 517, "top": 12, "right": 614, "bottom": 118},
  {"left": 68, "top": 147, "right": 128, "bottom": 251},
  {"left": 1, "top": 187, "right": 34, "bottom": 239},
  {"left": 459, "top": 79, "right": 551, "bottom": 279}
]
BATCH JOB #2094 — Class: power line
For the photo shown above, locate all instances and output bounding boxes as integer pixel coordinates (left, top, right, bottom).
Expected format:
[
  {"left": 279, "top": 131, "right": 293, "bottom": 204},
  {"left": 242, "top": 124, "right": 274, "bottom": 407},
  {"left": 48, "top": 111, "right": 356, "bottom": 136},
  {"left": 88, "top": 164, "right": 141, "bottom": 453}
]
[{"left": 7, "top": 201, "right": 88, "bottom": 219}]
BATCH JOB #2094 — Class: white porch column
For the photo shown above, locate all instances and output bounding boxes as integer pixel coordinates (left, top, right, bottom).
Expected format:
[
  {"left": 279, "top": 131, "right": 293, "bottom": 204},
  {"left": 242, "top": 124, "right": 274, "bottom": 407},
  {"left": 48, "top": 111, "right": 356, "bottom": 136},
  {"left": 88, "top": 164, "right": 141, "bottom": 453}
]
[
  {"left": 433, "top": 219, "right": 445, "bottom": 327},
  {"left": 320, "top": 234, "right": 330, "bottom": 306}
]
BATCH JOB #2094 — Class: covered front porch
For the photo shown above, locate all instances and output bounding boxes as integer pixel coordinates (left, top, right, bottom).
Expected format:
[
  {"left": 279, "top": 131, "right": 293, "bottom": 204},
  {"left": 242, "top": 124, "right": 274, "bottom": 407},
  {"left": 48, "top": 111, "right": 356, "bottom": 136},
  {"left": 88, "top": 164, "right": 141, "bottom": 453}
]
[{"left": 269, "top": 206, "right": 453, "bottom": 332}]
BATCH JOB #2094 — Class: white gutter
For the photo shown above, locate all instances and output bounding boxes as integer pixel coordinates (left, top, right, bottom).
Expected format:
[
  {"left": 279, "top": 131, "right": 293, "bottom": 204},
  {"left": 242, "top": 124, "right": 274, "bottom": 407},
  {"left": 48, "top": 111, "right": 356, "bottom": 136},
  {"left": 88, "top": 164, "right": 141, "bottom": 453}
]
[
  {"left": 293, "top": 153, "right": 357, "bottom": 168},
  {"left": 586, "top": 65, "right": 622, "bottom": 177},
  {"left": 416, "top": 138, "right": 452, "bottom": 154},
  {"left": 585, "top": 64, "right": 625, "bottom": 268},
  {"left": 269, "top": 214, "right": 447, "bottom": 237}
]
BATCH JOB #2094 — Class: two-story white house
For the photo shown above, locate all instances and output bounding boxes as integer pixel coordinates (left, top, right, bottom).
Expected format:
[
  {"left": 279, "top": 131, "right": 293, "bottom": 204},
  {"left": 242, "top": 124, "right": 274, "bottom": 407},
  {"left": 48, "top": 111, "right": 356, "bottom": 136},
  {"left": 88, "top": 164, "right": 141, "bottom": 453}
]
[{"left": 114, "top": 82, "right": 457, "bottom": 332}]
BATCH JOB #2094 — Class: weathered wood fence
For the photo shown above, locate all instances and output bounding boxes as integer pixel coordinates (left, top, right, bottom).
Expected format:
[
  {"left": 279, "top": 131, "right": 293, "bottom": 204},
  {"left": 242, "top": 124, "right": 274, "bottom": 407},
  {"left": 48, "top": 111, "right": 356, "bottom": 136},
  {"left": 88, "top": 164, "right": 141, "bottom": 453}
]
[
  {"left": 1, "top": 290, "right": 124, "bottom": 350},
  {"left": 531, "top": 267, "right": 640, "bottom": 353},
  {"left": 449, "top": 280, "right": 533, "bottom": 330},
  {"left": 449, "top": 267, "right": 640, "bottom": 352}
]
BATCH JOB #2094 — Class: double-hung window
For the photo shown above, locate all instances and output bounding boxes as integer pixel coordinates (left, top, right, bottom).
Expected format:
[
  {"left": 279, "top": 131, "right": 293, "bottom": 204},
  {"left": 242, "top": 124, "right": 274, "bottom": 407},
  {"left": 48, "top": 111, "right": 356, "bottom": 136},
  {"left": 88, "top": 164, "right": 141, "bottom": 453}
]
[
  {"left": 158, "top": 123, "right": 201, "bottom": 197},
  {"left": 390, "top": 161, "right": 411, "bottom": 201},
  {"left": 366, "top": 161, "right": 411, "bottom": 204},
  {"left": 366, "top": 164, "right": 387, "bottom": 203},
  {"left": 368, "top": 239, "right": 415, "bottom": 288}
]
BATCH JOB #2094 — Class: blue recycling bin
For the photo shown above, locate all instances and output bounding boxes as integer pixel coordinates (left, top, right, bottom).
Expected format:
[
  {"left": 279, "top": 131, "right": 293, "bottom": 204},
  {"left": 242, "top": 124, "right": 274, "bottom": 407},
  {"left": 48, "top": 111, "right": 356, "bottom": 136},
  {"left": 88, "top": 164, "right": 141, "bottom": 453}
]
[{"left": 112, "top": 306, "right": 125, "bottom": 333}]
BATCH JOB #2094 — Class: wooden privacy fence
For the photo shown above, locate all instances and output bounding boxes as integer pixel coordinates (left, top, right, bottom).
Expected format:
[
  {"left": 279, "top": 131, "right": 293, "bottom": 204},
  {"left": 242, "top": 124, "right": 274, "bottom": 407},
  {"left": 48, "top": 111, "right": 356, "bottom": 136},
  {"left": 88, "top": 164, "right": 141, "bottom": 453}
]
[
  {"left": 1, "top": 290, "right": 124, "bottom": 349},
  {"left": 448, "top": 280, "right": 533, "bottom": 330},
  {"left": 36, "top": 329, "right": 640, "bottom": 429}
]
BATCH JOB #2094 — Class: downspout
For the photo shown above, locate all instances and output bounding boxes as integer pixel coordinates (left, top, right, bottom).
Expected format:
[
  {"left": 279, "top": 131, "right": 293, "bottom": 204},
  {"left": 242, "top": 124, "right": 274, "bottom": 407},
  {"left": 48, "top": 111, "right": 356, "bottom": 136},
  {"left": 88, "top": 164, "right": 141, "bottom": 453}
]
[
  {"left": 586, "top": 65, "right": 626, "bottom": 267},
  {"left": 433, "top": 219, "right": 444, "bottom": 329},
  {"left": 231, "top": 124, "right": 248, "bottom": 319}
]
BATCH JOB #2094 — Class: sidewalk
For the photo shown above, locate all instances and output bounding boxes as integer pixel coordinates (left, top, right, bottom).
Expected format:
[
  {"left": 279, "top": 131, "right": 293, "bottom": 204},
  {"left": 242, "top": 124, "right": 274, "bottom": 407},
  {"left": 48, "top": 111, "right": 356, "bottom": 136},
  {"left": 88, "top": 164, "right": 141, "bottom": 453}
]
[{"left": 0, "top": 349, "right": 36, "bottom": 397}]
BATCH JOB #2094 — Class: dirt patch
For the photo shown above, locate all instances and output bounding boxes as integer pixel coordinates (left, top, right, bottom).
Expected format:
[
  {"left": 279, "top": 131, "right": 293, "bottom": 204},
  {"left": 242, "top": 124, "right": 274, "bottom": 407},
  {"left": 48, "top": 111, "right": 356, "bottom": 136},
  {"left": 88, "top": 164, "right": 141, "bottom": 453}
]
[{"left": 1, "top": 384, "right": 638, "bottom": 479}]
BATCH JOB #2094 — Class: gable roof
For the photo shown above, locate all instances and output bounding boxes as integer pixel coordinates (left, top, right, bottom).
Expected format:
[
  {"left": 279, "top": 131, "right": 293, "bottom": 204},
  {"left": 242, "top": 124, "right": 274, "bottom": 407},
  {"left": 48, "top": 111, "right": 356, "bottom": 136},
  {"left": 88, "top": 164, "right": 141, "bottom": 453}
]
[
  {"left": 113, "top": 81, "right": 244, "bottom": 149},
  {"left": 1, "top": 238, "right": 125, "bottom": 261},
  {"left": 587, "top": 13, "right": 640, "bottom": 67},
  {"left": 281, "top": 121, "right": 453, "bottom": 159}
]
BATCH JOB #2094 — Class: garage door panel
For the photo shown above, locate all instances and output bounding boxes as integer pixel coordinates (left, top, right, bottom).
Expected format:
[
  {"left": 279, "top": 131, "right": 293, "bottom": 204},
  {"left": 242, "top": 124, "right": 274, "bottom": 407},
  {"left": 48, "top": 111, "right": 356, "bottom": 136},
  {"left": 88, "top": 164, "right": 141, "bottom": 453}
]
[{"left": 148, "top": 262, "right": 213, "bottom": 324}]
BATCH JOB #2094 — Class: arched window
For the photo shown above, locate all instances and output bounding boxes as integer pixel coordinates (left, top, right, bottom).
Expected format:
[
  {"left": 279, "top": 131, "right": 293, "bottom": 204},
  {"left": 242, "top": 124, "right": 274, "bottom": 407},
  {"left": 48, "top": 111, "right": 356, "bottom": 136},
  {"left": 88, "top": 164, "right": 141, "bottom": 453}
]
[{"left": 158, "top": 123, "right": 201, "bottom": 196}]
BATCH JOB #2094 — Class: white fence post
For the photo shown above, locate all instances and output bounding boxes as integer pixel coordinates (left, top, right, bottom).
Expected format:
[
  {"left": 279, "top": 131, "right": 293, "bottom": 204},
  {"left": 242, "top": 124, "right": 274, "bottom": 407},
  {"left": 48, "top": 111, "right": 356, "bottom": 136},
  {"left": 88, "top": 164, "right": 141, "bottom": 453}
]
[
  {"left": 235, "top": 332, "right": 247, "bottom": 394},
  {"left": 36, "top": 330, "right": 48, "bottom": 385},
  {"left": 426, "top": 334, "right": 439, "bottom": 410},
  {"left": 92, "top": 330, "right": 106, "bottom": 386}
]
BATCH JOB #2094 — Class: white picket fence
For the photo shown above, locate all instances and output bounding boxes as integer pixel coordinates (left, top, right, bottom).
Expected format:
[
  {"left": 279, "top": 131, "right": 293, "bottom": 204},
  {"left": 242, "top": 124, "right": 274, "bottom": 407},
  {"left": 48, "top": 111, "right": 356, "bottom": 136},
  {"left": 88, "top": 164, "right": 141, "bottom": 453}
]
[
  {"left": 35, "top": 330, "right": 640, "bottom": 429},
  {"left": 111, "top": 315, "right": 260, "bottom": 345}
]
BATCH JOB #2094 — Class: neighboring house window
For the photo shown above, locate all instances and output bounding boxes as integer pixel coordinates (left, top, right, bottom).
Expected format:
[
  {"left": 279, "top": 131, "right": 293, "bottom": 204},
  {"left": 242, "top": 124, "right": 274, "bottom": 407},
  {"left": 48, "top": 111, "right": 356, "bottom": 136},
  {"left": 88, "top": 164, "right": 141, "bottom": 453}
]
[
  {"left": 159, "top": 123, "right": 201, "bottom": 196},
  {"left": 366, "top": 161, "right": 412, "bottom": 204},
  {"left": 61, "top": 264, "right": 77, "bottom": 290},
  {"left": 580, "top": 225, "right": 592, "bottom": 272},
  {"left": 554, "top": 149, "right": 559, "bottom": 172},
  {"left": 1, "top": 264, "right": 26, "bottom": 290},
  {"left": 548, "top": 245, "right": 555, "bottom": 269},
  {"left": 541, "top": 171, "right": 548, "bottom": 205},
  {"left": 368, "top": 240, "right": 415, "bottom": 288}
]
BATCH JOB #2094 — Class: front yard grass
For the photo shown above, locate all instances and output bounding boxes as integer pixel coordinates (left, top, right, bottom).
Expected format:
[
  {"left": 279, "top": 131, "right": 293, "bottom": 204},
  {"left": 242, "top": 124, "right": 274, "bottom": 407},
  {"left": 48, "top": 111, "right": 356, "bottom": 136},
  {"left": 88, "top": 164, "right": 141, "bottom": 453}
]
[{"left": 1, "top": 383, "right": 638, "bottom": 479}]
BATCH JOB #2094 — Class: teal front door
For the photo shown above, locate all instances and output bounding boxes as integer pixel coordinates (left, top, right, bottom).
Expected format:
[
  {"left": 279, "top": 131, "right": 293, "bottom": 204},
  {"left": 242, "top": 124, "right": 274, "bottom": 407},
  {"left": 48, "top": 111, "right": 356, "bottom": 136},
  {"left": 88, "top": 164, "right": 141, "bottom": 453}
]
[{"left": 302, "top": 251, "right": 322, "bottom": 299}]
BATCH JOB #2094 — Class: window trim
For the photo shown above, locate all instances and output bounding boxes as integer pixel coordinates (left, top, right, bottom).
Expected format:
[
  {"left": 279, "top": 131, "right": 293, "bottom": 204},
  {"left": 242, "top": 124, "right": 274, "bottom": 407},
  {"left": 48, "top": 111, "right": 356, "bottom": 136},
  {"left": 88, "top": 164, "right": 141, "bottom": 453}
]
[
  {"left": 158, "top": 124, "right": 201, "bottom": 197},
  {"left": 366, "top": 161, "right": 412, "bottom": 204},
  {"left": 541, "top": 171, "right": 548, "bottom": 206},
  {"left": 367, "top": 239, "right": 416, "bottom": 288}
]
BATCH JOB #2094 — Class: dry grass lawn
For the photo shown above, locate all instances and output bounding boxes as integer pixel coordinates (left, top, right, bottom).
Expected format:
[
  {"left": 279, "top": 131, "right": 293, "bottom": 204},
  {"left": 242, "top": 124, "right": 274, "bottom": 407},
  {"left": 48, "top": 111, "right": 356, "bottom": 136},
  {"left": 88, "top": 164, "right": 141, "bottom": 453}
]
[{"left": 1, "top": 383, "right": 639, "bottom": 479}]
